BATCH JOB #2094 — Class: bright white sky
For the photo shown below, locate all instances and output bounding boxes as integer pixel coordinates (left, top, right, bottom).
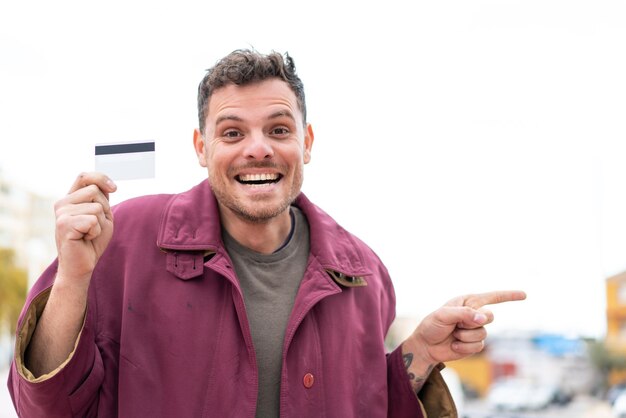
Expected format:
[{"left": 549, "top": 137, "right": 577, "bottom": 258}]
[{"left": 1, "top": 0, "right": 625, "bottom": 339}]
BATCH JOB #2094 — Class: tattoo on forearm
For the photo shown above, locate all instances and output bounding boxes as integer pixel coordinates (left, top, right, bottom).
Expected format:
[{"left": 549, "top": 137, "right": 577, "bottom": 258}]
[
  {"left": 403, "top": 352, "right": 435, "bottom": 396},
  {"left": 403, "top": 353, "right": 413, "bottom": 369}
]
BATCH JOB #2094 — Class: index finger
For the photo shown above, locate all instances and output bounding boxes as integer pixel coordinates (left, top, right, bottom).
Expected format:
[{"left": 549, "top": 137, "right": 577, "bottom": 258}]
[
  {"left": 459, "top": 290, "right": 526, "bottom": 310},
  {"left": 69, "top": 172, "right": 117, "bottom": 196}
]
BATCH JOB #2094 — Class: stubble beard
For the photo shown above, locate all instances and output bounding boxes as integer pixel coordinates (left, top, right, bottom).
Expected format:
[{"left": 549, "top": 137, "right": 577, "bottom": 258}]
[{"left": 209, "top": 168, "right": 303, "bottom": 224}]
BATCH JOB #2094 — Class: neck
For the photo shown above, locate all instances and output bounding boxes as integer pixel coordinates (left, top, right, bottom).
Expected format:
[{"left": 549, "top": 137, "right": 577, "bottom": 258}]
[{"left": 219, "top": 206, "right": 293, "bottom": 255}]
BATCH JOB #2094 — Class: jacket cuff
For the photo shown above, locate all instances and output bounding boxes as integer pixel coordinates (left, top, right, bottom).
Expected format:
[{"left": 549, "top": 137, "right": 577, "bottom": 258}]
[
  {"left": 418, "top": 363, "right": 457, "bottom": 418},
  {"left": 14, "top": 287, "right": 86, "bottom": 382},
  {"left": 10, "top": 285, "right": 103, "bottom": 416},
  {"left": 387, "top": 345, "right": 426, "bottom": 418},
  {"left": 387, "top": 345, "right": 457, "bottom": 418}
]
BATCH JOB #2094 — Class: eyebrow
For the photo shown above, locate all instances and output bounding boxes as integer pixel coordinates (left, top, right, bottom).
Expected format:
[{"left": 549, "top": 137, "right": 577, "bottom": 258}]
[
  {"left": 215, "top": 114, "right": 244, "bottom": 125},
  {"left": 215, "top": 111, "right": 296, "bottom": 126},
  {"left": 268, "top": 110, "right": 296, "bottom": 122}
]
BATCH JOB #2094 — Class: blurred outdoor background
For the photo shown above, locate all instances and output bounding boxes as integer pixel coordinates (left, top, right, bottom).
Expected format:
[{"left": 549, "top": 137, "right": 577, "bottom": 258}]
[{"left": 2, "top": 0, "right": 626, "bottom": 417}]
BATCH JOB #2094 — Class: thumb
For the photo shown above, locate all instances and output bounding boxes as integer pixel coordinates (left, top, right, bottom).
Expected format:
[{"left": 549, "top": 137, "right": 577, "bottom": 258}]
[
  {"left": 434, "top": 306, "right": 488, "bottom": 327},
  {"left": 458, "top": 307, "right": 494, "bottom": 329}
]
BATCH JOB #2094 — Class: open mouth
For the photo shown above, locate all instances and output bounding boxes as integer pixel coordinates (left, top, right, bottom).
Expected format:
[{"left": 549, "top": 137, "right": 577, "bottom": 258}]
[{"left": 236, "top": 173, "right": 282, "bottom": 185}]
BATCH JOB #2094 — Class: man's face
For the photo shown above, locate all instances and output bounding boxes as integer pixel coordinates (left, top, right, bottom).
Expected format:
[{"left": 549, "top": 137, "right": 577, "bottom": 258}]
[{"left": 194, "top": 78, "right": 314, "bottom": 224}]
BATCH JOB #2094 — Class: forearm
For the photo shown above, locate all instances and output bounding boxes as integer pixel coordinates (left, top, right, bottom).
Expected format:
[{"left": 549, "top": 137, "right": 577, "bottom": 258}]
[
  {"left": 401, "top": 338, "right": 437, "bottom": 396},
  {"left": 25, "top": 276, "right": 89, "bottom": 377}
]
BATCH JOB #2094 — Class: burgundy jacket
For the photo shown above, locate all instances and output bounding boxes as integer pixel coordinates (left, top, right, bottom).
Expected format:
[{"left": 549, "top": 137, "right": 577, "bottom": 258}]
[{"left": 9, "top": 180, "right": 451, "bottom": 417}]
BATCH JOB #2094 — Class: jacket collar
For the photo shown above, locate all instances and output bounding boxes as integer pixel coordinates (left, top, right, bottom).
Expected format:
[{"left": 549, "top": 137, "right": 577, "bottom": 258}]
[
  {"left": 157, "top": 180, "right": 223, "bottom": 252},
  {"left": 157, "top": 180, "right": 372, "bottom": 277},
  {"left": 293, "top": 193, "right": 371, "bottom": 278}
]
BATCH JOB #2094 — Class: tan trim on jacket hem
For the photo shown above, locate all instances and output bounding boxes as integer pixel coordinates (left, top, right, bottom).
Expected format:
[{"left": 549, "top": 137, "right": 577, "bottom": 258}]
[
  {"left": 418, "top": 363, "right": 457, "bottom": 418},
  {"left": 14, "top": 287, "right": 86, "bottom": 383}
]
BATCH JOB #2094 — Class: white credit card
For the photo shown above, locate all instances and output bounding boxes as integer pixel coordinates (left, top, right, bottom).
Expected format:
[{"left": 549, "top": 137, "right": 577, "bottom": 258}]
[{"left": 95, "top": 141, "right": 155, "bottom": 180}]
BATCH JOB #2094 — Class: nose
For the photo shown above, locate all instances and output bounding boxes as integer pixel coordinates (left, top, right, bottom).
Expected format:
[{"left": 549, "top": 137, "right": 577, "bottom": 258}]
[{"left": 243, "top": 131, "right": 274, "bottom": 160}]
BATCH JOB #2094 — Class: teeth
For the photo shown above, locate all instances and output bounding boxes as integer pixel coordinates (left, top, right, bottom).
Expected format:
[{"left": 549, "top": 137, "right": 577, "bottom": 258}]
[{"left": 238, "top": 173, "right": 279, "bottom": 182}]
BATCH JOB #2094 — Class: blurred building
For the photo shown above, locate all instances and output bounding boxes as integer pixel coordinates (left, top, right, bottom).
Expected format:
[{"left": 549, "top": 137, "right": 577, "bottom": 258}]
[
  {"left": 0, "top": 169, "right": 56, "bottom": 286},
  {"left": 486, "top": 332, "right": 595, "bottom": 394},
  {"left": 446, "top": 331, "right": 596, "bottom": 397},
  {"left": 607, "top": 271, "right": 626, "bottom": 351},
  {"left": 605, "top": 270, "right": 626, "bottom": 386},
  {"left": 0, "top": 169, "right": 56, "bottom": 370}
]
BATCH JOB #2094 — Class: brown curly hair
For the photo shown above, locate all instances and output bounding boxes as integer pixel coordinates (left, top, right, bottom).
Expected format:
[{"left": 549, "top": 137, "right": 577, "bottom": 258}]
[{"left": 197, "top": 49, "right": 306, "bottom": 133}]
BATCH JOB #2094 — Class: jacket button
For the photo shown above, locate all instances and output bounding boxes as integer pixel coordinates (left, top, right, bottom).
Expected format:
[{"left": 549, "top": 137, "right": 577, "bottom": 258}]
[{"left": 303, "top": 373, "right": 315, "bottom": 389}]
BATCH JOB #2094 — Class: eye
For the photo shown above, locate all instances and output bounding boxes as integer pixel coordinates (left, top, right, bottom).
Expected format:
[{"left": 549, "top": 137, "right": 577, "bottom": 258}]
[
  {"left": 270, "top": 126, "right": 290, "bottom": 136},
  {"left": 223, "top": 129, "right": 243, "bottom": 140}
]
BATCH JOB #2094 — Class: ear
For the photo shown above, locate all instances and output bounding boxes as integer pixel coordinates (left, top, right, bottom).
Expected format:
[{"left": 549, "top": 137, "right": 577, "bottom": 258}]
[
  {"left": 193, "top": 128, "right": 208, "bottom": 167},
  {"left": 303, "top": 123, "right": 314, "bottom": 164}
]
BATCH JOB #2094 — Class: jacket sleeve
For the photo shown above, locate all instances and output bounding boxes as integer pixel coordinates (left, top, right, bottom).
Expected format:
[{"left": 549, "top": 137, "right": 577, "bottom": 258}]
[
  {"left": 7, "top": 261, "right": 104, "bottom": 417},
  {"left": 387, "top": 345, "right": 457, "bottom": 418}
]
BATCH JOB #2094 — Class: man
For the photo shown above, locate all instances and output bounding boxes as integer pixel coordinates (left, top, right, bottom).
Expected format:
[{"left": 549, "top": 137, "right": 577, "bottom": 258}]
[{"left": 8, "top": 49, "right": 525, "bottom": 417}]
